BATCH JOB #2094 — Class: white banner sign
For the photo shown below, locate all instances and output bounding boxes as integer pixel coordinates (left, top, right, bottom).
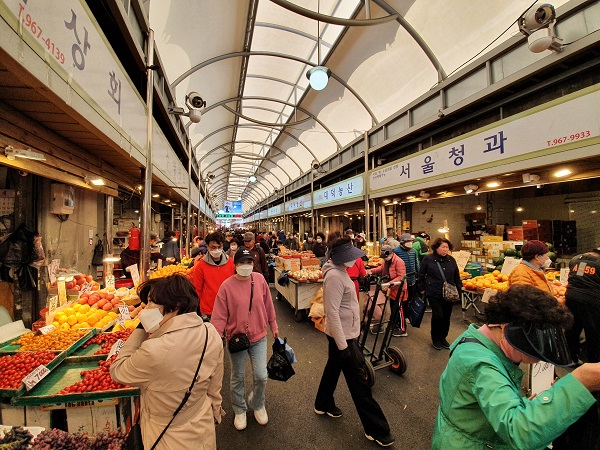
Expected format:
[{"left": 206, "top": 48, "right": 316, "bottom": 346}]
[
  {"left": 313, "top": 175, "right": 364, "bottom": 206},
  {"left": 369, "top": 88, "right": 600, "bottom": 192},
  {"left": 2, "top": 0, "right": 147, "bottom": 154},
  {"left": 268, "top": 204, "right": 282, "bottom": 216},
  {"left": 285, "top": 195, "right": 311, "bottom": 212}
]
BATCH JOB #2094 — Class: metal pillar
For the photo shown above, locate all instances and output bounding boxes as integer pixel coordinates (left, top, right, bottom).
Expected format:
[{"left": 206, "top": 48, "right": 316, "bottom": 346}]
[
  {"left": 310, "top": 171, "right": 315, "bottom": 235},
  {"left": 103, "top": 195, "right": 114, "bottom": 287},
  {"left": 186, "top": 138, "right": 193, "bottom": 258},
  {"left": 140, "top": 29, "right": 155, "bottom": 283},
  {"left": 364, "top": 131, "right": 370, "bottom": 242}
]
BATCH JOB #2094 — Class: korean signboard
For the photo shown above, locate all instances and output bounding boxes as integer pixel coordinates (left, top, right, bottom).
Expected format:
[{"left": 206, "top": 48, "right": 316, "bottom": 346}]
[{"left": 313, "top": 175, "right": 364, "bottom": 206}]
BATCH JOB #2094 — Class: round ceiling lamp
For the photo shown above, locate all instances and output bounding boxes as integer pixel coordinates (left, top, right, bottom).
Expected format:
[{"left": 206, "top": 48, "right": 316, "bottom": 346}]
[
  {"left": 249, "top": 175, "right": 257, "bottom": 182},
  {"left": 306, "top": 66, "right": 331, "bottom": 91}
]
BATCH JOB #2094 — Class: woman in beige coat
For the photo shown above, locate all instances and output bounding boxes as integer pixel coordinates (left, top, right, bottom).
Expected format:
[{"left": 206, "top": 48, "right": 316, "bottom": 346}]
[{"left": 110, "top": 274, "right": 224, "bottom": 449}]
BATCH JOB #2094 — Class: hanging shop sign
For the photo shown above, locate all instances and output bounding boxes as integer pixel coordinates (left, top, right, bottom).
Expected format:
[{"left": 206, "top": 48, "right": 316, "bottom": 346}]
[
  {"left": 369, "top": 86, "right": 600, "bottom": 192},
  {"left": 268, "top": 204, "right": 282, "bottom": 216},
  {"left": 285, "top": 195, "right": 311, "bottom": 213},
  {"left": 1, "top": 0, "right": 147, "bottom": 155},
  {"left": 216, "top": 213, "right": 243, "bottom": 219},
  {"left": 313, "top": 175, "right": 364, "bottom": 207}
]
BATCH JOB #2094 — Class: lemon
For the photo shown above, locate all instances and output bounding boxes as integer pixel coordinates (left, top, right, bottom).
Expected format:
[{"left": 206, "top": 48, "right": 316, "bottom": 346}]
[
  {"left": 73, "top": 304, "right": 81, "bottom": 311},
  {"left": 77, "top": 314, "right": 87, "bottom": 324},
  {"left": 67, "top": 315, "right": 77, "bottom": 326},
  {"left": 58, "top": 315, "right": 68, "bottom": 324},
  {"left": 79, "top": 304, "right": 91, "bottom": 314},
  {"left": 87, "top": 315, "right": 98, "bottom": 326},
  {"left": 63, "top": 307, "right": 75, "bottom": 316},
  {"left": 60, "top": 322, "right": 70, "bottom": 330},
  {"left": 79, "top": 322, "right": 90, "bottom": 328},
  {"left": 52, "top": 321, "right": 60, "bottom": 328}
]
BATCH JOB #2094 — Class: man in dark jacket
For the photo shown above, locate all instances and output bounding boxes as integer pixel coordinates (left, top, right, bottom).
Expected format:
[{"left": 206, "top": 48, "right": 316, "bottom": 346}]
[
  {"left": 160, "top": 231, "right": 180, "bottom": 264},
  {"left": 242, "top": 232, "right": 268, "bottom": 278}
]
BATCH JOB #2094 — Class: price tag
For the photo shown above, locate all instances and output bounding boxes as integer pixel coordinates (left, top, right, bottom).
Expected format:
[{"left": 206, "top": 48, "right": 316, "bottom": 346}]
[
  {"left": 529, "top": 362, "right": 555, "bottom": 396},
  {"left": 107, "top": 339, "right": 125, "bottom": 359},
  {"left": 118, "top": 304, "right": 131, "bottom": 321},
  {"left": 57, "top": 280, "right": 68, "bottom": 306},
  {"left": 105, "top": 275, "right": 115, "bottom": 290},
  {"left": 127, "top": 264, "right": 140, "bottom": 286},
  {"left": 80, "top": 282, "right": 94, "bottom": 294},
  {"left": 481, "top": 288, "right": 498, "bottom": 303},
  {"left": 38, "top": 324, "right": 56, "bottom": 335},
  {"left": 454, "top": 251, "right": 471, "bottom": 272},
  {"left": 47, "top": 295, "right": 59, "bottom": 314},
  {"left": 22, "top": 364, "right": 51, "bottom": 391},
  {"left": 500, "top": 257, "right": 522, "bottom": 276},
  {"left": 560, "top": 268, "right": 570, "bottom": 284},
  {"left": 47, "top": 259, "right": 60, "bottom": 285}
]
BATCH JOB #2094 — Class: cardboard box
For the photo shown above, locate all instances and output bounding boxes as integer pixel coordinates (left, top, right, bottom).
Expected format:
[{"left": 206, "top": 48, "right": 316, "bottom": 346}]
[
  {"left": 25, "top": 407, "right": 51, "bottom": 429},
  {"left": 301, "top": 258, "right": 321, "bottom": 268},
  {"left": 481, "top": 236, "right": 503, "bottom": 242},
  {"left": 507, "top": 227, "right": 524, "bottom": 241},
  {"left": 0, "top": 404, "right": 25, "bottom": 426}
]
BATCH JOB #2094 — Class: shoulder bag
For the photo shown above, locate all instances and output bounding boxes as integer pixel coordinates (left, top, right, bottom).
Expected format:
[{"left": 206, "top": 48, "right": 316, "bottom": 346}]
[
  {"left": 435, "top": 261, "right": 460, "bottom": 302},
  {"left": 228, "top": 275, "right": 254, "bottom": 353},
  {"left": 126, "top": 324, "right": 209, "bottom": 450}
]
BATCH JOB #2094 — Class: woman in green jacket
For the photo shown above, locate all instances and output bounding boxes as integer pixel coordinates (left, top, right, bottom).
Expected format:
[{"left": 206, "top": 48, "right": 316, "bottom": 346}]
[{"left": 432, "top": 285, "right": 600, "bottom": 450}]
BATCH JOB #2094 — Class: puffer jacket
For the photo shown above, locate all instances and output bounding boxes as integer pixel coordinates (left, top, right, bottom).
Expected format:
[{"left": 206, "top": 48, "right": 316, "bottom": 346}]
[
  {"left": 369, "top": 253, "right": 407, "bottom": 300},
  {"left": 508, "top": 262, "right": 552, "bottom": 294}
]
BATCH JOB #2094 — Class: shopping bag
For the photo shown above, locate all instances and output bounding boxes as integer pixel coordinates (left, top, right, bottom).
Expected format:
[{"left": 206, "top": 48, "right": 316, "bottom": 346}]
[
  {"left": 406, "top": 295, "right": 426, "bottom": 328},
  {"left": 267, "top": 337, "right": 295, "bottom": 381},
  {"left": 125, "top": 422, "right": 143, "bottom": 450}
]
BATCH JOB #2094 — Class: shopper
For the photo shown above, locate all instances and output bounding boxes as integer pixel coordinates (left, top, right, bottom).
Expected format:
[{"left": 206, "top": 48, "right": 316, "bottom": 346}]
[
  {"left": 507, "top": 240, "right": 553, "bottom": 294},
  {"left": 223, "top": 232, "right": 232, "bottom": 252},
  {"left": 367, "top": 245, "right": 407, "bottom": 336},
  {"left": 110, "top": 274, "right": 224, "bottom": 450},
  {"left": 225, "top": 238, "right": 240, "bottom": 258},
  {"left": 314, "top": 233, "right": 394, "bottom": 448},
  {"left": 242, "top": 232, "right": 268, "bottom": 278},
  {"left": 302, "top": 234, "right": 316, "bottom": 252},
  {"left": 393, "top": 234, "right": 419, "bottom": 331},
  {"left": 355, "top": 233, "right": 367, "bottom": 250},
  {"left": 187, "top": 247, "right": 203, "bottom": 269},
  {"left": 284, "top": 232, "right": 300, "bottom": 251},
  {"left": 431, "top": 285, "right": 600, "bottom": 450},
  {"left": 346, "top": 256, "right": 367, "bottom": 300},
  {"left": 386, "top": 229, "right": 400, "bottom": 249},
  {"left": 418, "top": 237, "right": 461, "bottom": 350},
  {"left": 413, "top": 232, "right": 430, "bottom": 263},
  {"left": 191, "top": 232, "right": 235, "bottom": 320},
  {"left": 211, "top": 248, "right": 279, "bottom": 431},
  {"left": 159, "top": 231, "right": 180, "bottom": 264}
]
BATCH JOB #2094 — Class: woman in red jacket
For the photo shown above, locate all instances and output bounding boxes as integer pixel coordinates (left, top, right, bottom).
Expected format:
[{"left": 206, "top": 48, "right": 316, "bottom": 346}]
[
  {"left": 346, "top": 257, "right": 367, "bottom": 300},
  {"left": 367, "top": 245, "right": 407, "bottom": 336}
]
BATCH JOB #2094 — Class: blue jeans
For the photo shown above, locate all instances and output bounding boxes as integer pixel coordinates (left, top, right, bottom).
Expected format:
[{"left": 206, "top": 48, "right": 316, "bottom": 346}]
[{"left": 229, "top": 336, "right": 268, "bottom": 415}]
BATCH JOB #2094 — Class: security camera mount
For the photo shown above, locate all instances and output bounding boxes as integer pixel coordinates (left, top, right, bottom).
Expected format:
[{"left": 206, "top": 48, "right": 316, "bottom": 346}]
[
  {"left": 4, "top": 145, "right": 46, "bottom": 161},
  {"left": 518, "top": 3, "right": 561, "bottom": 53}
]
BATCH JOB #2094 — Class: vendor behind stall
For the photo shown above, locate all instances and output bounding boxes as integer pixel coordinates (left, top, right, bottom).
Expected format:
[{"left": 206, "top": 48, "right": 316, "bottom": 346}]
[{"left": 120, "top": 233, "right": 173, "bottom": 278}]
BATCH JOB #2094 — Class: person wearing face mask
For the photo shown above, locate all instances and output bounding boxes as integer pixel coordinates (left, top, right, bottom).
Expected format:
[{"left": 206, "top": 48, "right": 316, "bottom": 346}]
[
  {"left": 284, "top": 233, "right": 300, "bottom": 251},
  {"left": 211, "top": 248, "right": 279, "bottom": 431},
  {"left": 312, "top": 232, "right": 328, "bottom": 259},
  {"left": 432, "top": 284, "right": 600, "bottom": 450},
  {"left": 110, "top": 274, "right": 225, "bottom": 450},
  {"left": 225, "top": 238, "right": 241, "bottom": 258},
  {"left": 191, "top": 232, "right": 235, "bottom": 320},
  {"left": 314, "top": 233, "right": 394, "bottom": 448},
  {"left": 302, "top": 234, "right": 316, "bottom": 252},
  {"left": 366, "top": 245, "right": 407, "bottom": 336},
  {"left": 392, "top": 234, "right": 419, "bottom": 335},
  {"left": 418, "top": 238, "right": 462, "bottom": 350},
  {"left": 507, "top": 240, "right": 553, "bottom": 294}
]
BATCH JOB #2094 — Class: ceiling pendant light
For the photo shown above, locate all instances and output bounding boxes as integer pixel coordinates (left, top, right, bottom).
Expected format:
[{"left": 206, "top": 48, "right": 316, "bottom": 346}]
[{"left": 306, "top": 0, "right": 330, "bottom": 91}]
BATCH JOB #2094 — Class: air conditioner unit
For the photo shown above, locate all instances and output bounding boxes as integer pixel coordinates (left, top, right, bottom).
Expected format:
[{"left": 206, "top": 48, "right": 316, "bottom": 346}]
[{"left": 50, "top": 183, "right": 75, "bottom": 215}]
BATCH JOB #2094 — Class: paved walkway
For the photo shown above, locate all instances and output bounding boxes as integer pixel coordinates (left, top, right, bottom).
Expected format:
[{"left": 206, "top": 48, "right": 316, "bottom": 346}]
[{"left": 215, "top": 289, "right": 479, "bottom": 449}]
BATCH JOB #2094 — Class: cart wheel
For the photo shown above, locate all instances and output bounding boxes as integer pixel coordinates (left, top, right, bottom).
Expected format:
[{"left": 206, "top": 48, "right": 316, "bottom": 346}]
[
  {"left": 294, "top": 310, "right": 306, "bottom": 322},
  {"left": 363, "top": 360, "right": 375, "bottom": 387},
  {"left": 387, "top": 346, "right": 407, "bottom": 375}
]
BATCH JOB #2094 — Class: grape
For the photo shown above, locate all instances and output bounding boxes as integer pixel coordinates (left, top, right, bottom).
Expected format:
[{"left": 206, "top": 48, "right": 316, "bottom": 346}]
[{"left": 29, "top": 428, "right": 125, "bottom": 450}]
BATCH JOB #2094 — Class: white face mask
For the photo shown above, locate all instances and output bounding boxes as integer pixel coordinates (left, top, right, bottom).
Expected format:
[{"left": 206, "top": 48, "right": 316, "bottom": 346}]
[
  {"left": 230, "top": 245, "right": 238, "bottom": 252},
  {"left": 385, "top": 256, "right": 392, "bottom": 261},
  {"left": 209, "top": 249, "right": 222, "bottom": 258},
  {"left": 316, "top": 238, "right": 322, "bottom": 243},
  {"left": 541, "top": 257, "right": 552, "bottom": 269},
  {"left": 403, "top": 241, "right": 413, "bottom": 248},
  {"left": 139, "top": 307, "right": 163, "bottom": 333},
  {"left": 343, "top": 260, "right": 355, "bottom": 268},
  {"left": 236, "top": 264, "right": 253, "bottom": 277},
  {"left": 348, "top": 235, "right": 355, "bottom": 240}
]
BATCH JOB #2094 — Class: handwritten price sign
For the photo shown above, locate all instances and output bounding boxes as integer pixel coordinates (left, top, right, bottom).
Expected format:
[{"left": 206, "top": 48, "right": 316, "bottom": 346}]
[
  {"left": 38, "top": 324, "right": 56, "bottom": 335},
  {"left": 107, "top": 339, "right": 125, "bottom": 359},
  {"left": 23, "top": 365, "right": 51, "bottom": 391}
]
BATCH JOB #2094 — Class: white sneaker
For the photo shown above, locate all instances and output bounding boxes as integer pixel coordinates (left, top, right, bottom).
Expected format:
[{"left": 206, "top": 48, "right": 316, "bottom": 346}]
[
  {"left": 254, "top": 407, "right": 268, "bottom": 425},
  {"left": 234, "top": 413, "right": 247, "bottom": 430}
]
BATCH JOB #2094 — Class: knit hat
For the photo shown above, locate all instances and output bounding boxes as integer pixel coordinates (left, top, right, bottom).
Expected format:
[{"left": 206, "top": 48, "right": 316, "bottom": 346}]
[
  {"left": 520, "top": 240, "right": 549, "bottom": 260},
  {"left": 399, "top": 233, "right": 414, "bottom": 243},
  {"left": 345, "top": 229, "right": 354, "bottom": 235},
  {"left": 190, "top": 247, "right": 202, "bottom": 258},
  {"left": 380, "top": 245, "right": 394, "bottom": 258}
]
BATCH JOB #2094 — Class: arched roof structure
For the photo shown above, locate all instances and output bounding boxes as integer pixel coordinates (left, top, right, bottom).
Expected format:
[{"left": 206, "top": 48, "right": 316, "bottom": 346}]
[{"left": 149, "top": 0, "right": 570, "bottom": 211}]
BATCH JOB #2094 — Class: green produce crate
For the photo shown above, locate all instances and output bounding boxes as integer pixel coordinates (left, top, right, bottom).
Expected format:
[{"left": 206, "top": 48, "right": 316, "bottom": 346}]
[
  {"left": 0, "top": 350, "right": 68, "bottom": 398},
  {"left": 0, "top": 329, "right": 96, "bottom": 355},
  {"left": 11, "top": 356, "right": 140, "bottom": 406}
]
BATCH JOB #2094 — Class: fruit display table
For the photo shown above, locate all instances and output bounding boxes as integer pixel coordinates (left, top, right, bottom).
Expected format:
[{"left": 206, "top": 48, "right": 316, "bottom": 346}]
[
  {"left": 274, "top": 267, "right": 322, "bottom": 322},
  {"left": 462, "top": 289, "right": 484, "bottom": 320}
]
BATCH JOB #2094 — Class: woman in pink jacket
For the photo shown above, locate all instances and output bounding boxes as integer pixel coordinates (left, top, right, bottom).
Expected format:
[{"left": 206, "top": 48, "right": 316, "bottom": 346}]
[
  {"left": 211, "top": 248, "right": 279, "bottom": 431},
  {"left": 367, "top": 245, "right": 407, "bottom": 336}
]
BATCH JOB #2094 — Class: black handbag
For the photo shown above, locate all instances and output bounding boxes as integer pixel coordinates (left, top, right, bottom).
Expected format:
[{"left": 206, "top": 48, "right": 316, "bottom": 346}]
[
  {"left": 92, "top": 240, "right": 104, "bottom": 266},
  {"left": 267, "top": 338, "right": 295, "bottom": 382},
  {"left": 406, "top": 294, "right": 426, "bottom": 328},
  {"left": 126, "top": 325, "right": 209, "bottom": 450},
  {"left": 277, "top": 270, "right": 289, "bottom": 286},
  {"left": 228, "top": 276, "right": 254, "bottom": 354}
]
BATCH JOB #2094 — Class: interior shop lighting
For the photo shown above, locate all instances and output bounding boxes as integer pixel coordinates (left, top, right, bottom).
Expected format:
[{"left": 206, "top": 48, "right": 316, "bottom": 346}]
[
  {"left": 438, "top": 226, "right": 449, "bottom": 233},
  {"left": 464, "top": 184, "right": 479, "bottom": 194},
  {"left": 152, "top": 193, "right": 160, "bottom": 198},
  {"left": 359, "top": 210, "right": 364, "bottom": 213},
  {"left": 249, "top": 175, "right": 257, "bottom": 182},
  {"left": 103, "top": 256, "right": 121, "bottom": 263},
  {"left": 84, "top": 176, "right": 106, "bottom": 186},
  {"left": 392, "top": 199, "right": 399, "bottom": 205},
  {"left": 553, "top": 169, "right": 571, "bottom": 178},
  {"left": 486, "top": 181, "right": 501, "bottom": 188},
  {"left": 516, "top": 206, "right": 524, "bottom": 212},
  {"left": 419, "top": 191, "right": 430, "bottom": 198},
  {"left": 382, "top": 199, "right": 390, "bottom": 204},
  {"left": 4, "top": 145, "right": 46, "bottom": 161},
  {"left": 436, "top": 191, "right": 448, "bottom": 195},
  {"left": 406, "top": 195, "right": 416, "bottom": 200},
  {"left": 164, "top": 199, "right": 170, "bottom": 203},
  {"left": 522, "top": 173, "right": 540, "bottom": 183},
  {"left": 476, "top": 205, "right": 482, "bottom": 211}
]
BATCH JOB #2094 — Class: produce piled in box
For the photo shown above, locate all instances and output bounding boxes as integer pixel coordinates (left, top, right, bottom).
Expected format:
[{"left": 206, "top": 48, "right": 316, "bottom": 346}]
[
  {"left": 57, "top": 356, "right": 130, "bottom": 394},
  {"left": 0, "top": 351, "right": 55, "bottom": 390},
  {"left": 49, "top": 305, "right": 118, "bottom": 331},
  {"left": 28, "top": 429, "right": 126, "bottom": 450},
  {"left": 81, "top": 330, "right": 134, "bottom": 356},
  {"left": 289, "top": 269, "right": 322, "bottom": 283},
  {"left": 9, "top": 329, "right": 90, "bottom": 352},
  {"left": 462, "top": 270, "right": 508, "bottom": 292},
  {"left": 366, "top": 256, "right": 383, "bottom": 267},
  {"left": 150, "top": 264, "right": 191, "bottom": 279}
]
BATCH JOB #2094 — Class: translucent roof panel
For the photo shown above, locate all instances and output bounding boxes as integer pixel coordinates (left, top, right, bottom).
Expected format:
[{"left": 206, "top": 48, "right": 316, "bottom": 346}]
[{"left": 149, "top": 0, "right": 570, "bottom": 211}]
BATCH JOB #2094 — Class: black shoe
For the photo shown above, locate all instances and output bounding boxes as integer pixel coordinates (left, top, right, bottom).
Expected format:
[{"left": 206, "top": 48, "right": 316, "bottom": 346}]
[
  {"left": 432, "top": 340, "right": 442, "bottom": 350},
  {"left": 392, "top": 327, "right": 408, "bottom": 337},
  {"left": 370, "top": 324, "right": 383, "bottom": 335},
  {"left": 314, "top": 405, "right": 342, "bottom": 418},
  {"left": 365, "top": 433, "right": 395, "bottom": 447},
  {"left": 441, "top": 339, "right": 451, "bottom": 349}
]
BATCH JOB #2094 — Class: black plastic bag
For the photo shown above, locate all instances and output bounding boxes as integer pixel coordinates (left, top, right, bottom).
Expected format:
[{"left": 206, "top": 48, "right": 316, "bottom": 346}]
[
  {"left": 92, "top": 240, "right": 104, "bottom": 266},
  {"left": 0, "top": 224, "right": 34, "bottom": 266},
  {"left": 277, "top": 270, "right": 290, "bottom": 287},
  {"left": 267, "top": 338, "right": 295, "bottom": 382}
]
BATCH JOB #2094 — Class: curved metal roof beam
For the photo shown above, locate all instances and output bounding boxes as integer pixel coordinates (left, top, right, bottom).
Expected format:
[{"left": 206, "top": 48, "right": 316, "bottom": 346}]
[
  {"left": 371, "top": 0, "right": 446, "bottom": 81},
  {"left": 195, "top": 124, "right": 319, "bottom": 163},
  {"left": 222, "top": 104, "right": 312, "bottom": 128},
  {"left": 201, "top": 149, "right": 294, "bottom": 184},
  {"left": 210, "top": 169, "right": 279, "bottom": 193},
  {"left": 197, "top": 96, "right": 342, "bottom": 151},
  {"left": 170, "top": 51, "right": 377, "bottom": 125},
  {"left": 246, "top": 74, "right": 306, "bottom": 90},
  {"left": 197, "top": 146, "right": 230, "bottom": 169},
  {"left": 254, "top": 22, "right": 333, "bottom": 49},
  {"left": 270, "top": 0, "right": 399, "bottom": 26}
]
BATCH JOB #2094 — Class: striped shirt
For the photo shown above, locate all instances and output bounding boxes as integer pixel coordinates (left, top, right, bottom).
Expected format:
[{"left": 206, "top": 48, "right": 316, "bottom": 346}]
[{"left": 393, "top": 245, "right": 418, "bottom": 285}]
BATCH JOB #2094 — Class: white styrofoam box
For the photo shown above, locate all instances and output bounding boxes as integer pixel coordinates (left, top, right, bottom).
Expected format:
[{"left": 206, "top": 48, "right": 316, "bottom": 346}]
[
  {"left": 92, "top": 405, "right": 118, "bottom": 433},
  {"left": 25, "top": 407, "right": 51, "bottom": 429},
  {"left": 0, "top": 404, "right": 25, "bottom": 427},
  {"left": 66, "top": 407, "right": 94, "bottom": 434}
]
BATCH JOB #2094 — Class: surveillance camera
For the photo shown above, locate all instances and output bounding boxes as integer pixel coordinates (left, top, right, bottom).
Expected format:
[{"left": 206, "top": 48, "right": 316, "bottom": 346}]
[
  {"left": 207, "top": 172, "right": 215, "bottom": 180},
  {"left": 185, "top": 92, "right": 206, "bottom": 109},
  {"left": 18, "top": 170, "right": 28, "bottom": 177},
  {"left": 311, "top": 160, "right": 320, "bottom": 170},
  {"left": 520, "top": 3, "right": 556, "bottom": 34},
  {"left": 187, "top": 108, "right": 202, "bottom": 123}
]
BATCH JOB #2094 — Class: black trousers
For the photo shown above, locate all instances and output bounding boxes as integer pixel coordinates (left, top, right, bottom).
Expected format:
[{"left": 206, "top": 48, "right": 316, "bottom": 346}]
[
  {"left": 315, "top": 335, "right": 390, "bottom": 439},
  {"left": 565, "top": 295, "right": 600, "bottom": 363},
  {"left": 428, "top": 295, "right": 453, "bottom": 342}
]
